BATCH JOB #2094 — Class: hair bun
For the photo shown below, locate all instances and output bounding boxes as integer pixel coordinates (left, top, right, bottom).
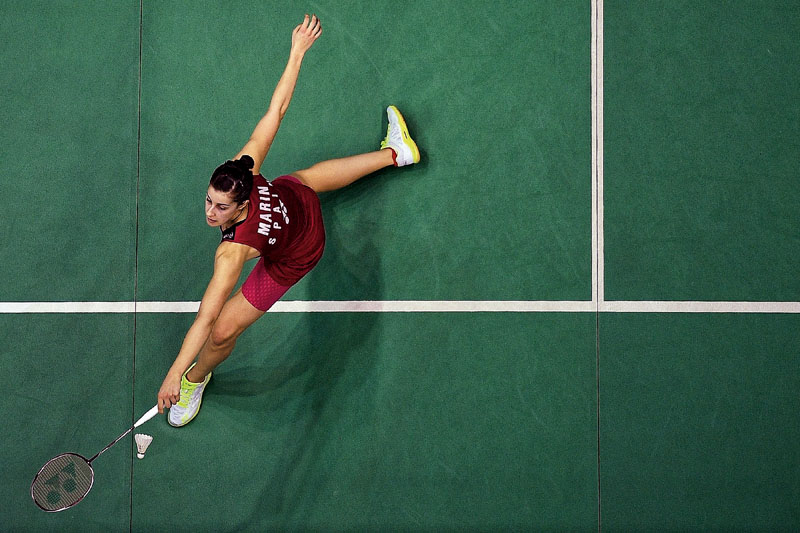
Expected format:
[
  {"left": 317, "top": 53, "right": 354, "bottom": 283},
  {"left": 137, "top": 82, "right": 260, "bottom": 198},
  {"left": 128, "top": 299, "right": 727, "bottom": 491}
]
[{"left": 236, "top": 155, "right": 255, "bottom": 171}]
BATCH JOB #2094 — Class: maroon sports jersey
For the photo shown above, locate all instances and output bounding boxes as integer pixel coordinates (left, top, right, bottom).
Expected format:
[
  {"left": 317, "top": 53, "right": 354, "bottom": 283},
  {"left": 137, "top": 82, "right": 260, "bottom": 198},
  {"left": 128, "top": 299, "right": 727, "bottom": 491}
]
[{"left": 220, "top": 174, "right": 325, "bottom": 286}]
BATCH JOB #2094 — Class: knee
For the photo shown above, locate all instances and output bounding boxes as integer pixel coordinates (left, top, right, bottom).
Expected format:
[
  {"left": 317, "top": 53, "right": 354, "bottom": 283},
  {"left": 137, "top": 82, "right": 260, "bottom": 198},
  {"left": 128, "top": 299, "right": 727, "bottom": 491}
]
[{"left": 209, "top": 321, "right": 239, "bottom": 350}]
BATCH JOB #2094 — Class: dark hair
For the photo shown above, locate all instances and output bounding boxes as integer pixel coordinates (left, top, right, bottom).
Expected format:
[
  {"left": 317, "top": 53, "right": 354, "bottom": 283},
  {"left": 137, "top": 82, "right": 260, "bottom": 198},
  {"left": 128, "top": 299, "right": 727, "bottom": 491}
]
[{"left": 209, "top": 155, "right": 254, "bottom": 204}]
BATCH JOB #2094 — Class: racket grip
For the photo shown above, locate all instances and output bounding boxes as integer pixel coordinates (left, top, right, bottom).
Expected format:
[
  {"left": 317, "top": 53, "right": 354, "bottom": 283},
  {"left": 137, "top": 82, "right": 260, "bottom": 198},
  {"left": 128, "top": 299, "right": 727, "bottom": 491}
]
[{"left": 134, "top": 405, "right": 160, "bottom": 428}]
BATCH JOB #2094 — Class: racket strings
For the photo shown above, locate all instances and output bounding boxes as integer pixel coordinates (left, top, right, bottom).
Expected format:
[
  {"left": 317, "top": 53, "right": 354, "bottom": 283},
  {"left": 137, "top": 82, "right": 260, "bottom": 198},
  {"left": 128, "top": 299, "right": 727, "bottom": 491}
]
[{"left": 31, "top": 453, "right": 93, "bottom": 511}]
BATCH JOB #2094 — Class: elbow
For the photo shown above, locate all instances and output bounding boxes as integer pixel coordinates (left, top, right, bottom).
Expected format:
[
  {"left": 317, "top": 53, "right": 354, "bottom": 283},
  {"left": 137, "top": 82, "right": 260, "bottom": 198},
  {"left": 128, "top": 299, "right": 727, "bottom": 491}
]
[
  {"left": 266, "top": 100, "right": 290, "bottom": 122},
  {"left": 278, "top": 105, "right": 289, "bottom": 121}
]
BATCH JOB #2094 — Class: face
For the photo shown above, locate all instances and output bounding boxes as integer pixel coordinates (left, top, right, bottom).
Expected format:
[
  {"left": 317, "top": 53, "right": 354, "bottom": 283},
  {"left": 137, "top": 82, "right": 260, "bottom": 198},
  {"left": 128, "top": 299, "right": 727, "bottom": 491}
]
[{"left": 205, "top": 186, "right": 244, "bottom": 227}]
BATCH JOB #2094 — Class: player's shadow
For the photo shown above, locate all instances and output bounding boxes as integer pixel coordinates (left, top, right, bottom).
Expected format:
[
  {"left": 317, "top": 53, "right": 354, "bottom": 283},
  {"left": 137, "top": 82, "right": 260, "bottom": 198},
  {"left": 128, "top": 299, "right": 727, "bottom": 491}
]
[{"left": 209, "top": 172, "right": 390, "bottom": 525}]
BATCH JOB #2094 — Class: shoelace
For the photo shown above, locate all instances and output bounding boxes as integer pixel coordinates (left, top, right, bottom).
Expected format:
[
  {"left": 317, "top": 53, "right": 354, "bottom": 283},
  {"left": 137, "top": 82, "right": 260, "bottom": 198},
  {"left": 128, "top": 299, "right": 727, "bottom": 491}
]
[{"left": 177, "top": 382, "right": 195, "bottom": 407}]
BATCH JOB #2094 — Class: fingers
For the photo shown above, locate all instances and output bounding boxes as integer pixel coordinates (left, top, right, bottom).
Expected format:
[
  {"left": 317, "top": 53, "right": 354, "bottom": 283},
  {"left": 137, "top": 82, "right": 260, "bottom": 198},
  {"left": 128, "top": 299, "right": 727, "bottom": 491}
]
[
  {"left": 309, "top": 14, "right": 321, "bottom": 36},
  {"left": 158, "top": 398, "right": 174, "bottom": 413},
  {"left": 157, "top": 392, "right": 179, "bottom": 413},
  {"left": 299, "top": 13, "right": 322, "bottom": 37}
]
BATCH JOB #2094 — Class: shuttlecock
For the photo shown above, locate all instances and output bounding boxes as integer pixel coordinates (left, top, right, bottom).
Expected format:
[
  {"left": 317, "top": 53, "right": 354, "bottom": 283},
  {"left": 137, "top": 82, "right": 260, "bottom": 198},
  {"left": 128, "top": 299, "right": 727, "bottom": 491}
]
[{"left": 135, "top": 433, "right": 153, "bottom": 459}]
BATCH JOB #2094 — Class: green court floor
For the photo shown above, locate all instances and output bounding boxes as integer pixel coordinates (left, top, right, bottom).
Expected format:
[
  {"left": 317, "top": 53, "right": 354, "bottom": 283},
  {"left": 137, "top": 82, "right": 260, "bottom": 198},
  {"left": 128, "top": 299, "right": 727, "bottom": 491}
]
[
  {"left": 604, "top": 0, "right": 800, "bottom": 302},
  {"left": 1, "top": 1, "right": 798, "bottom": 531}
]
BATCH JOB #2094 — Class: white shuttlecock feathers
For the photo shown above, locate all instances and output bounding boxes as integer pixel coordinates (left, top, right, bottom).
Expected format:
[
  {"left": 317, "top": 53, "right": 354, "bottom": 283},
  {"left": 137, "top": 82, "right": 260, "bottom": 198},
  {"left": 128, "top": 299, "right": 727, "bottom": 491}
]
[{"left": 134, "top": 433, "right": 153, "bottom": 459}]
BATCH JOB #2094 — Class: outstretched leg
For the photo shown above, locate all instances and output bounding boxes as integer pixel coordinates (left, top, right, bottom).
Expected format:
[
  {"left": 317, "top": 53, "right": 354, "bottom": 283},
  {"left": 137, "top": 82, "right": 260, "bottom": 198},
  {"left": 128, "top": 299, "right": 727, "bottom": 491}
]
[
  {"left": 292, "top": 106, "right": 421, "bottom": 193},
  {"left": 292, "top": 148, "right": 395, "bottom": 193}
]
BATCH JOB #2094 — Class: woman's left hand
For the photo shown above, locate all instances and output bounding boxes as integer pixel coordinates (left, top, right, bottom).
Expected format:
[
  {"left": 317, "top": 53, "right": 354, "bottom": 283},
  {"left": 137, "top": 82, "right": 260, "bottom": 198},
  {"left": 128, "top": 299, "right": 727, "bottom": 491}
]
[{"left": 291, "top": 14, "right": 322, "bottom": 57}]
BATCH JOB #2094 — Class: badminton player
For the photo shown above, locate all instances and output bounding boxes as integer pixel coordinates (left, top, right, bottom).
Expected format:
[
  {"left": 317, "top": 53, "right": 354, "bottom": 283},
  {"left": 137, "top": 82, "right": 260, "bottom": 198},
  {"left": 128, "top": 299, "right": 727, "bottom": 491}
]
[{"left": 157, "top": 14, "right": 420, "bottom": 426}]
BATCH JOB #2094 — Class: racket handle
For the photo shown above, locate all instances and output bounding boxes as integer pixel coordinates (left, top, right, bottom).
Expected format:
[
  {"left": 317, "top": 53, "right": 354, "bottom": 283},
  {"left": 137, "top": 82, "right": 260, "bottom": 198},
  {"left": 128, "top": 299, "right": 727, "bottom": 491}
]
[{"left": 134, "top": 405, "right": 159, "bottom": 428}]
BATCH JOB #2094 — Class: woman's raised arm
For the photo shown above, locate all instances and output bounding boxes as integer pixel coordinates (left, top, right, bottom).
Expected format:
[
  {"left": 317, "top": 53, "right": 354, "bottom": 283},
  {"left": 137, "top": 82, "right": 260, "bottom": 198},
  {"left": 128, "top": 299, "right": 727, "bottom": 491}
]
[{"left": 236, "top": 14, "right": 322, "bottom": 174}]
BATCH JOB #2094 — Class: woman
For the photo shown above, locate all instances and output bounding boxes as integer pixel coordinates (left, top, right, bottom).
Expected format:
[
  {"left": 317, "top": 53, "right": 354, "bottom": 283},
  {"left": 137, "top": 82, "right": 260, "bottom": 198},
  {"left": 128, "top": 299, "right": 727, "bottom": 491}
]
[{"left": 157, "top": 14, "right": 420, "bottom": 426}]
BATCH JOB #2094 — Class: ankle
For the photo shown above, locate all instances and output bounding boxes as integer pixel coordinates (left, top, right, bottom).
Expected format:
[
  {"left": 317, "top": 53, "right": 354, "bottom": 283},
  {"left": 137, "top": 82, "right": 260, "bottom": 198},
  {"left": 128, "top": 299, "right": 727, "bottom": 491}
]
[
  {"left": 185, "top": 367, "right": 206, "bottom": 383},
  {"left": 382, "top": 147, "right": 398, "bottom": 166}
]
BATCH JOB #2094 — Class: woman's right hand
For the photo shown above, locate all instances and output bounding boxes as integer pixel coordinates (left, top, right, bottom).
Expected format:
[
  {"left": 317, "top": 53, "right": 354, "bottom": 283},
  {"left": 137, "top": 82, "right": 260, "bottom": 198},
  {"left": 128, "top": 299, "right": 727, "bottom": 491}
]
[
  {"left": 290, "top": 14, "right": 322, "bottom": 57},
  {"left": 157, "top": 373, "right": 182, "bottom": 414}
]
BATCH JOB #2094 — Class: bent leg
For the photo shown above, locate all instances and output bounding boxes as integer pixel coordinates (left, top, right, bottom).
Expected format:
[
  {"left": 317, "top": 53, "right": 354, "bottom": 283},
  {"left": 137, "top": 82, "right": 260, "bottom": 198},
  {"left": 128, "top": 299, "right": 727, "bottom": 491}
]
[
  {"left": 186, "top": 289, "right": 264, "bottom": 382},
  {"left": 292, "top": 149, "right": 394, "bottom": 193}
]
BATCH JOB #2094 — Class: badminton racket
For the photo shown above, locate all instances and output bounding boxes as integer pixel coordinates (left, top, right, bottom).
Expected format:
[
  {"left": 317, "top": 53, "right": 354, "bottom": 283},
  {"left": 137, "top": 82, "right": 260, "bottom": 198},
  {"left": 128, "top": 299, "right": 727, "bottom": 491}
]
[{"left": 31, "top": 404, "right": 159, "bottom": 512}]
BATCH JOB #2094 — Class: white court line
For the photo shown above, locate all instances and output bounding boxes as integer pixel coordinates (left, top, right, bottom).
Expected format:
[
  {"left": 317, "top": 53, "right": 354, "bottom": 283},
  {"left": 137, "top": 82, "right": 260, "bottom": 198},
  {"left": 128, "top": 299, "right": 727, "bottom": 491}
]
[
  {"left": 0, "top": 301, "right": 798, "bottom": 314},
  {"left": 0, "top": 301, "right": 596, "bottom": 314},
  {"left": 601, "top": 301, "right": 800, "bottom": 314},
  {"left": 591, "top": 0, "right": 598, "bottom": 308},
  {"left": 595, "top": 0, "right": 605, "bottom": 308},
  {"left": 271, "top": 301, "right": 598, "bottom": 313},
  {"left": 0, "top": 302, "right": 137, "bottom": 313},
  {"left": 591, "top": 0, "right": 602, "bottom": 309}
]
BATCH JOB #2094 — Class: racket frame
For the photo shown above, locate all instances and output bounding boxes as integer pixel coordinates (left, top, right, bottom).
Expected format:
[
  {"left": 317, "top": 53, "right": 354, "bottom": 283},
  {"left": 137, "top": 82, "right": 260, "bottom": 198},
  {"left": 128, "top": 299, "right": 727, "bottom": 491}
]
[{"left": 30, "top": 452, "right": 95, "bottom": 512}]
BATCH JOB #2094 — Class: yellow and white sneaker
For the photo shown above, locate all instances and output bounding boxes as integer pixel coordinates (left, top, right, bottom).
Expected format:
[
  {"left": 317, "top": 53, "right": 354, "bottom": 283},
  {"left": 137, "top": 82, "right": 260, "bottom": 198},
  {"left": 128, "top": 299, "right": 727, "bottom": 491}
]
[
  {"left": 168, "top": 363, "right": 211, "bottom": 427},
  {"left": 380, "top": 105, "right": 420, "bottom": 167}
]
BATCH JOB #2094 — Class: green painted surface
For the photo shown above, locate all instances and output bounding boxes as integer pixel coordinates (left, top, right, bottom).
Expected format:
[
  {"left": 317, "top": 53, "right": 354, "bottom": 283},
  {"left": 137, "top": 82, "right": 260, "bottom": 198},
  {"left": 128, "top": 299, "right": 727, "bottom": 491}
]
[
  {"left": 605, "top": 1, "right": 800, "bottom": 301},
  {"left": 0, "top": 315, "right": 134, "bottom": 532},
  {"left": 136, "top": 1, "right": 591, "bottom": 302},
  {"left": 0, "top": 1, "right": 139, "bottom": 302},
  {"left": 131, "top": 312, "right": 598, "bottom": 531},
  {"left": 600, "top": 313, "right": 800, "bottom": 531},
  {"left": 3, "top": 1, "right": 799, "bottom": 531}
]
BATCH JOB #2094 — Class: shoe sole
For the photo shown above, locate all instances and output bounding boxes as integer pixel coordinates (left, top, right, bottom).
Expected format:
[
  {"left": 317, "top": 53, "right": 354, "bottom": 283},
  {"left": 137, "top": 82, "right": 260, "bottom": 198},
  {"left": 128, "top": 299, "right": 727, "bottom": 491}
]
[{"left": 388, "top": 105, "right": 421, "bottom": 164}]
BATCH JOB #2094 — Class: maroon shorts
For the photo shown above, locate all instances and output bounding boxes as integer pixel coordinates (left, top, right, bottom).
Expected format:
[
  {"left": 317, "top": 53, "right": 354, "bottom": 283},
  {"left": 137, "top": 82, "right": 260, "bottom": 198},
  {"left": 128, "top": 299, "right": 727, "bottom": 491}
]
[{"left": 242, "top": 175, "right": 325, "bottom": 311}]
